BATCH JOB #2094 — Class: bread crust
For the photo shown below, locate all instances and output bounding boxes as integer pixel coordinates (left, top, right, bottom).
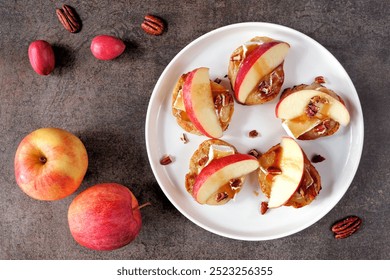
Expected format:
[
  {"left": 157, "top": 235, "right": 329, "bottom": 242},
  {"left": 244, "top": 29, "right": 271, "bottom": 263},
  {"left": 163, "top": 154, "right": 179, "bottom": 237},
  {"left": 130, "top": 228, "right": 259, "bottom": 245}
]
[
  {"left": 258, "top": 143, "right": 321, "bottom": 208},
  {"left": 171, "top": 73, "right": 234, "bottom": 136},
  {"left": 185, "top": 139, "right": 243, "bottom": 205},
  {"left": 280, "top": 82, "right": 346, "bottom": 140},
  {"left": 228, "top": 36, "right": 286, "bottom": 105}
]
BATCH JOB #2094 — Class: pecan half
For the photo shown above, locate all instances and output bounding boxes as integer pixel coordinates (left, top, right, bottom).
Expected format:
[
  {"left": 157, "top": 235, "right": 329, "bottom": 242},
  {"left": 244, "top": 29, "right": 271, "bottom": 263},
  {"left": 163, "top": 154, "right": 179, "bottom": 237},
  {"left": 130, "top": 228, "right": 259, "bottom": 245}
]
[
  {"left": 331, "top": 216, "right": 362, "bottom": 239},
  {"left": 141, "top": 14, "right": 165, "bottom": 35},
  {"left": 56, "top": 5, "right": 81, "bottom": 33}
]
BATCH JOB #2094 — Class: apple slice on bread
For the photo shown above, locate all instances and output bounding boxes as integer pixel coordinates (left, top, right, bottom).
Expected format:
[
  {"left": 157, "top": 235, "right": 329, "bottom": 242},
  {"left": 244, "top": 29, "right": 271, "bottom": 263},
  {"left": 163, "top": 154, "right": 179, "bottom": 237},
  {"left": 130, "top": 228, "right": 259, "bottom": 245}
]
[
  {"left": 276, "top": 82, "right": 350, "bottom": 140},
  {"left": 258, "top": 137, "right": 322, "bottom": 209},
  {"left": 229, "top": 38, "right": 290, "bottom": 104},
  {"left": 182, "top": 67, "right": 223, "bottom": 138},
  {"left": 185, "top": 139, "right": 259, "bottom": 205},
  {"left": 192, "top": 153, "right": 259, "bottom": 204}
]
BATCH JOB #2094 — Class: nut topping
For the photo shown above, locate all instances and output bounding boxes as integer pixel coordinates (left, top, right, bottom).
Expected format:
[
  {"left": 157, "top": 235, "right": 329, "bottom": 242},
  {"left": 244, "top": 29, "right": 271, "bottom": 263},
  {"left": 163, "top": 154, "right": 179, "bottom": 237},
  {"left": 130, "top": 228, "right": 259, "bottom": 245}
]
[
  {"left": 214, "top": 78, "right": 222, "bottom": 84},
  {"left": 249, "top": 130, "right": 259, "bottom": 138},
  {"left": 229, "top": 178, "right": 241, "bottom": 189},
  {"left": 305, "top": 103, "right": 319, "bottom": 117},
  {"left": 248, "top": 149, "right": 261, "bottom": 158},
  {"left": 180, "top": 133, "right": 189, "bottom": 144},
  {"left": 197, "top": 156, "right": 208, "bottom": 166},
  {"left": 56, "top": 5, "right": 81, "bottom": 33},
  {"left": 216, "top": 192, "right": 228, "bottom": 202},
  {"left": 331, "top": 216, "right": 362, "bottom": 239},
  {"left": 311, "top": 154, "right": 326, "bottom": 163},
  {"left": 160, "top": 155, "right": 172, "bottom": 165},
  {"left": 314, "top": 75, "right": 326, "bottom": 84},
  {"left": 260, "top": 201, "right": 268, "bottom": 215},
  {"left": 141, "top": 14, "right": 165, "bottom": 36},
  {"left": 266, "top": 166, "right": 282, "bottom": 175}
]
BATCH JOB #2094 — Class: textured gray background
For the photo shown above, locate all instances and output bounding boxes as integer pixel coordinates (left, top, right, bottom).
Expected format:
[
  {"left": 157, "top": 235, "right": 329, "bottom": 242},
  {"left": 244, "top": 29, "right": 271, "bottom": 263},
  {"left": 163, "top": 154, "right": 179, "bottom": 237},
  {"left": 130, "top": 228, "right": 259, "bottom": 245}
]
[{"left": 0, "top": 0, "right": 389, "bottom": 260}]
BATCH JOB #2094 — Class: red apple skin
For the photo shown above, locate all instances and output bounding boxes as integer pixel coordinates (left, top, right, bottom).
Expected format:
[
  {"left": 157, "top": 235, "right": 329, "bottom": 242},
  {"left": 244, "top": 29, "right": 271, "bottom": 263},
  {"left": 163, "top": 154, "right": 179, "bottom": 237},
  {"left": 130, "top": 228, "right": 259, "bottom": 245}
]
[
  {"left": 68, "top": 183, "right": 142, "bottom": 251},
  {"left": 192, "top": 153, "right": 257, "bottom": 199},
  {"left": 90, "top": 35, "right": 126, "bottom": 60},
  {"left": 28, "top": 40, "right": 55, "bottom": 75},
  {"left": 14, "top": 127, "right": 88, "bottom": 201},
  {"left": 182, "top": 68, "right": 217, "bottom": 138},
  {"left": 234, "top": 41, "right": 280, "bottom": 102}
]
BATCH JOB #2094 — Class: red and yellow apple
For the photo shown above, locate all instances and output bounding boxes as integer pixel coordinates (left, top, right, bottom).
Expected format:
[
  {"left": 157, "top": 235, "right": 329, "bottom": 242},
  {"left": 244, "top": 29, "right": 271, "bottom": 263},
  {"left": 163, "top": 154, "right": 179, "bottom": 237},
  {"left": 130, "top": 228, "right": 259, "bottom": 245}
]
[
  {"left": 275, "top": 89, "right": 350, "bottom": 138},
  {"left": 14, "top": 127, "right": 88, "bottom": 201},
  {"left": 267, "top": 137, "right": 304, "bottom": 208},
  {"left": 234, "top": 41, "right": 290, "bottom": 103},
  {"left": 68, "top": 183, "right": 142, "bottom": 251},
  {"left": 193, "top": 153, "right": 259, "bottom": 204},
  {"left": 183, "top": 67, "right": 223, "bottom": 138}
]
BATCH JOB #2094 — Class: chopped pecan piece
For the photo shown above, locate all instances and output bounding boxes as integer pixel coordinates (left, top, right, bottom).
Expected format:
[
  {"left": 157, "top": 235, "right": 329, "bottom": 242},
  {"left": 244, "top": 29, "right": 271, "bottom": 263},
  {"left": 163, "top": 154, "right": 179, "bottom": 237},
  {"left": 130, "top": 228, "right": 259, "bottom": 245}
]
[
  {"left": 229, "top": 178, "right": 241, "bottom": 189},
  {"left": 180, "top": 133, "right": 189, "bottom": 144},
  {"left": 160, "top": 155, "right": 172, "bottom": 165},
  {"left": 216, "top": 192, "right": 228, "bottom": 202},
  {"left": 260, "top": 201, "right": 269, "bottom": 215},
  {"left": 314, "top": 76, "right": 326, "bottom": 84},
  {"left": 311, "top": 154, "right": 325, "bottom": 163},
  {"left": 266, "top": 166, "right": 282, "bottom": 175},
  {"left": 248, "top": 149, "right": 261, "bottom": 158},
  {"left": 306, "top": 103, "right": 319, "bottom": 117},
  {"left": 198, "top": 156, "right": 208, "bottom": 166},
  {"left": 249, "top": 130, "right": 259, "bottom": 138}
]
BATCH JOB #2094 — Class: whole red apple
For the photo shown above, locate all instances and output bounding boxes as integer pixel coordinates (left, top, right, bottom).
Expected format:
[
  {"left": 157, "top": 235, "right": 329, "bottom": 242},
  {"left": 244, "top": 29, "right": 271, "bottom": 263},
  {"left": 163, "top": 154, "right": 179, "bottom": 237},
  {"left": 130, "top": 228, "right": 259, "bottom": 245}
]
[
  {"left": 68, "top": 183, "right": 142, "bottom": 251},
  {"left": 14, "top": 127, "right": 88, "bottom": 200}
]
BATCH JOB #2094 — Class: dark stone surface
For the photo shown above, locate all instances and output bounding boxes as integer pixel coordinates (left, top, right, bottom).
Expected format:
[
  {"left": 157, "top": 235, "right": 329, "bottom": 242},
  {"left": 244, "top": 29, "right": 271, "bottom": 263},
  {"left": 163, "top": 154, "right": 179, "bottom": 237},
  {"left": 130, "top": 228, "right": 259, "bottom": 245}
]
[{"left": 0, "top": 0, "right": 389, "bottom": 260}]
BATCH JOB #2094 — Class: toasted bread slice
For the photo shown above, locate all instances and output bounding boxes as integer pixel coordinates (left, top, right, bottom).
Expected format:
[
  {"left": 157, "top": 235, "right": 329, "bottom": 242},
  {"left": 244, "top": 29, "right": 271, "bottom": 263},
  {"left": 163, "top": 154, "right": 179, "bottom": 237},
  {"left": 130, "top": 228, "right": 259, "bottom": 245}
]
[
  {"left": 228, "top": 36, "right": 285, "bottom": 105},
  {"left": 258, "top": 143, "right": 321, "bottom": 208}
]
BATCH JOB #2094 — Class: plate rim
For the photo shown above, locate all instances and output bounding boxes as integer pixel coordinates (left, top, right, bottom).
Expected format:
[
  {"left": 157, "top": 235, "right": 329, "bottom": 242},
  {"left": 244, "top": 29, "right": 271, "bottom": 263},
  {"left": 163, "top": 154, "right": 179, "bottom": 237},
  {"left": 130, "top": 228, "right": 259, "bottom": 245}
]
[{"left": 145, "top": 22, "right": 364, "bottom": 241}]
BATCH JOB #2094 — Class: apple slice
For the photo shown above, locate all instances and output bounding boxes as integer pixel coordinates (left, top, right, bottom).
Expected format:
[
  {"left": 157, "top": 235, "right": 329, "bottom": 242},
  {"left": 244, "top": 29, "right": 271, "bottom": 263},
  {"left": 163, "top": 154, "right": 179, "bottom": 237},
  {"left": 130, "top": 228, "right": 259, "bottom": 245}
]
[
  {"left": 192, "top": 154, "right": 259, "bottom": 204},
  {"left": 268, "top": 137, "right": 305, "bottom": 208},
  {"left": 183, "top": 67, "right": 223, "bottom": 138},
  {"left": 276, "top": 90, "right": 350, "bottom": 134},
  {"left": 234, "top": 41, "right": 290, "bottom": 103}
]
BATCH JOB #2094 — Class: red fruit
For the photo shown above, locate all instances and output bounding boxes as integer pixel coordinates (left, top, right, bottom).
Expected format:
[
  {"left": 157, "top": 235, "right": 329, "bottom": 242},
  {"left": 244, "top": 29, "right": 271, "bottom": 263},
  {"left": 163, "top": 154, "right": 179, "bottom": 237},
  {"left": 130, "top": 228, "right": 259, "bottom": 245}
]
[
  {"left": 28, "top": 40, "right": 55, "bottom": 75},
  {"left": 68, "top": 183, "right": 142, "bottom": 251},
  {"left": 90, "top": 35, "right": 126, "bottom": 60}
]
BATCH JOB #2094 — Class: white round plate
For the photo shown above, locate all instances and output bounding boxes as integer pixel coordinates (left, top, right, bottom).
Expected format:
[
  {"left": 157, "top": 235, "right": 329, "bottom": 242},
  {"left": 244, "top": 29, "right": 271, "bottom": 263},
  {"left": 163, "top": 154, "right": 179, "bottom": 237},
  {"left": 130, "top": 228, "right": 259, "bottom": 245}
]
[{"left": 145, "top": 22, "right": 363, "bottom": 240}]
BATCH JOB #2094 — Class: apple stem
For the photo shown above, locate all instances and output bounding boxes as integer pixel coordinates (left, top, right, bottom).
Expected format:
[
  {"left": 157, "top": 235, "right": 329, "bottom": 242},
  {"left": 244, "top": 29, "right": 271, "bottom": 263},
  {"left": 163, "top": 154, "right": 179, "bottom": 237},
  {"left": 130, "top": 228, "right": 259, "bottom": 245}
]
[
  {"left": 133, "top": 202, "right": 151, "bottom": 211},
  {"left": 39, "top": 156, "right": 47, "bottom": 164}
]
